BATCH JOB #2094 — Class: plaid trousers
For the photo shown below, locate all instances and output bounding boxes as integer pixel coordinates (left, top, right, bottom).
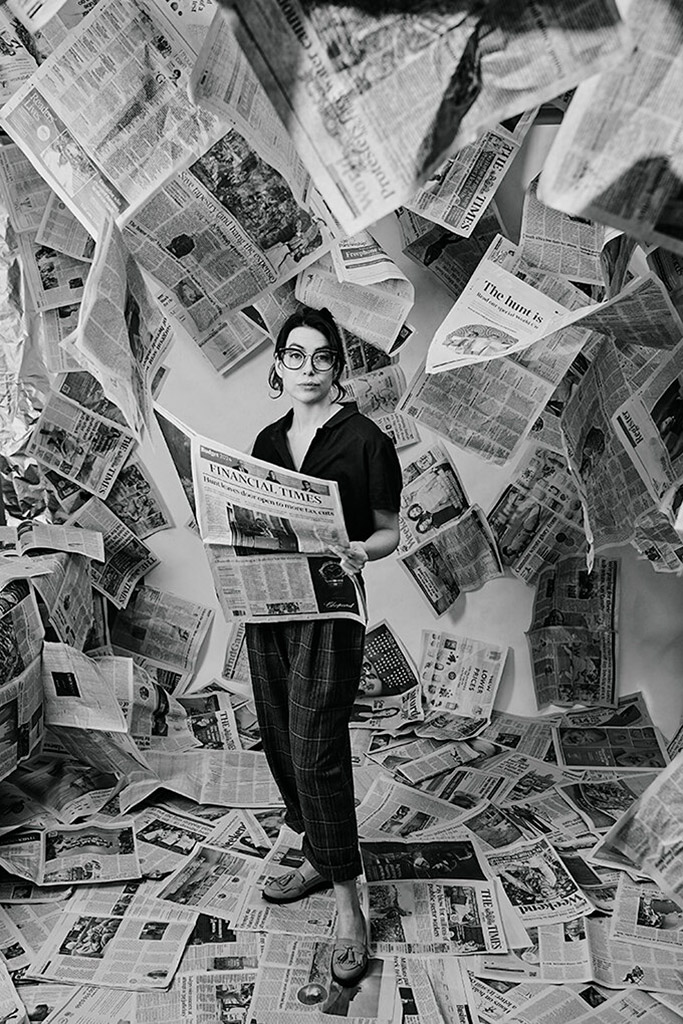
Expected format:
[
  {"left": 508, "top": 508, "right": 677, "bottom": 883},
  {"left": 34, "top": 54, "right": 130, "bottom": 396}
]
[{"left": 245, "top": 618, "right": 365, "bottom": 882}]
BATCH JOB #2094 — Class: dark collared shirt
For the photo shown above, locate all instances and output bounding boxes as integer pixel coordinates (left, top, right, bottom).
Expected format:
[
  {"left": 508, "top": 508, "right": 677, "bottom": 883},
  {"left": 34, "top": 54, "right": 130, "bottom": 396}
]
[{"left": 251, "top": 402, "right": 403, "bottom": 542}]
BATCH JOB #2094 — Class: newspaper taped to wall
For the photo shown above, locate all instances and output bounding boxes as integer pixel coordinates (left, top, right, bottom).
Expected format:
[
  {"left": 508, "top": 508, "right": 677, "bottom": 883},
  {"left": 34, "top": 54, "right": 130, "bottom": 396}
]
[
  {"left": 531, "top": 556, "right": 619, "bottom": 633},
  {"left": 27, "top": 389, "right": 137, "bottom": 499},
  {"left": 611, "top": 343, "right": 683, "bottom": 505},
  {"left": 343, "top": 365, "right": 420, "bottom": 449},
  {"left": 488, "top": 445, "right": 587, "bottom": 584},
  {"left": 296, "top": 250, "right": 413, "bottom": 354},
  {"left": 416, "top": 631, "right": 507, "bottom": 742},
  {"left": 349, "top": 620, "right": 422, "bottom": 732},
  {"left": 538, "top": 0, "right": 683, "bottom": 257},
  {"left": 406, "top": 111, "right": 536, "bottom": 237},
  {"left": 399, "top": 506, "right": 503, "bottom": 616},
  {"left": 527, "top": 627, "right": 617, "bottom": 711},
  {"left": 223, "top": 1, "right": 627, "bottom": 235},
  {"left": 399, "top": 443, "right": 469, "bottom": 554},
  {"left": 65, "top": 497, "right": 159, "bottom": 609},
  {"left": 0, "top": 0, "right": 225, "bottom": 235},
  {"left": 69, "top": 218, "right": 173, "bottom": 440}
]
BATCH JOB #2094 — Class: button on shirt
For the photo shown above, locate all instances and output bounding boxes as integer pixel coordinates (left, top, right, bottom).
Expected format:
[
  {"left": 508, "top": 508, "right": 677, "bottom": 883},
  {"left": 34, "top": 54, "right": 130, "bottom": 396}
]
[{"left": 251, "top": 402, "right": 403, "bottom": 542}]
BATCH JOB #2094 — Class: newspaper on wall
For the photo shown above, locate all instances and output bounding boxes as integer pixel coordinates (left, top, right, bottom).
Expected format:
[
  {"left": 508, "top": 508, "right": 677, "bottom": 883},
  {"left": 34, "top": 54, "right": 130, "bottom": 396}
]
[
  {"left": 401, "top": 205, "right": 502, "bottom": 300},
  {"left": 399, "top": 443, "right": 469, "bottom": 554},
  {"left": 0, "top": 655, "right": 43, "bottom": 784},
  {"left": 35, "top": 191, "right": 95, "bottom": 261},
  {"left": 342, "top": 365, "right": 420, "bottom": 449},
  {"left": 538, "top": 0, "right": 683, "bottom": 257},
  {"left": 103, "top": 454, "right": 173, "bottom": 540},
  {"left": 406, "top": 111, "right": 537, "bottom": 237},
  {"left": 399, "top": 506, "right": 503, "bottom": 616},
  {"left": 417, "top": 630, "right": 507, "bottom": 742},
  {"left": 16, "top": 228, "right": 90, "bottom": 311},
  {"left": 224, "top": 1, "right": 628, "bottom": 235},
  {"left": 0, "top": 143, "right": 51, "bottom": 234},
  {"left": 349, "top": 620, "right": 422, "bottom": 732},
  {"left": 527, "top": 627, "right": 617, "bottom": 711},
  {"left": 27, "top": 389, "right": 137, "bottom": 499},
  {"left": 488, "top": 445, "right": 587, "bottom": 584},
  {"left": 65, "top": 497, "right": 159, "bottom": 609},
  {"left": 530, "top": 556, "right": 619, "bottom": 633},
  {"left": 31, "top": 552, "right": 94, "bottom": 650}
]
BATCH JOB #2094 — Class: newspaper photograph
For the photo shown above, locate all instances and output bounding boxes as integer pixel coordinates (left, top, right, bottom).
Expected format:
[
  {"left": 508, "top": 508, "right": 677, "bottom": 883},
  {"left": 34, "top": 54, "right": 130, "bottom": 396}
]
[
  {"left": 360, "top": 835, "right": 487, "bottom": 884},
  {"left": 65, "top": 497, "right": 160, "bottom": 609},
  {"left": 531, "top": 556, "right": 619, "bottom": 633},
  {"left": 418, "top": 629, "right": 507, "bottom": 730},
  {"left": 0, "top": 820, "right": 140, "bottom": 886},
  {"left": 611, "top": 876, "right": 683, "bottom": 950},
  {"left": 488, "top": 445, "right": 587, "bottom": 584},
  {"left": 247, "top": 930, "right": 398, "bottom": 1023},
  {"left": 179, "top": 688, "right": 242, "bottom": 751},
  {"left": 27, "top": 389, "right": 137, "bottom": 500},
  {"left": 399, "top": 443, "right": 469, "bottom": 554},
  {"left": 103, "top": 454, "right": 173, "bottom": 540},
  {"left": 106, "top": 657, "right": 198, "bottom": 753},
  {"left": 484, "top": 837, "right": 594, "bottom": 926},
  {"left": 343, "top": 365, "right": 420, "bottom": 449},
  {"left": 406, "top": 111, "right": 536, "bottom": 238},
  {"left": 558, "top": 774, "right": 661, "bottom": 839},
  {"left": 0, "top": 578, "right": 44, "bottom": 684},
  {"left": 155, "top": 843, "right": 259, "bottom": 922},
  {"left": 133, "top": 807, "right": 230, "bottom": 881},
  {"left": 527, "top": 626, "right": 617, "bottom": 710},
  {"left": 368, "top": 878, "right": 506, "bottom": 956},
  {"left": 553, "top": 723, "right": 669, "bottom": 770},
  {"left": 16, "top": 229, "right": 90, "bottom": 312},
  {"left": 135, "top": 967, "right": 257, "bottom": 1024}
]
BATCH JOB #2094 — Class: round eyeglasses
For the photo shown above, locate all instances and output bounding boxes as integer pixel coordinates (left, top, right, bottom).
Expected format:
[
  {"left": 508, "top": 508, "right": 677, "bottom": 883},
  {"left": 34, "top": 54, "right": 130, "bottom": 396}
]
[{"left": 279, "top": 348, "right": 336, "bottom": 372}]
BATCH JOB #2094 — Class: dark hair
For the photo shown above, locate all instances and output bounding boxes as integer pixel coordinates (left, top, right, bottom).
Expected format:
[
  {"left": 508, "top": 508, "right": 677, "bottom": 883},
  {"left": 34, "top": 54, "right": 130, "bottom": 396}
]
[{"left": 268, "top": 305, "right": 347, "bottom": 401}]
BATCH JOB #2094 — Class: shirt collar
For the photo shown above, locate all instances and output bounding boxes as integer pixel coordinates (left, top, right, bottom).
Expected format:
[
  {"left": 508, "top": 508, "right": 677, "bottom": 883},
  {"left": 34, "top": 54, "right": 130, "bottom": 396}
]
[{"left": 265, "top": 402, "right": 359, "bottom": 467}]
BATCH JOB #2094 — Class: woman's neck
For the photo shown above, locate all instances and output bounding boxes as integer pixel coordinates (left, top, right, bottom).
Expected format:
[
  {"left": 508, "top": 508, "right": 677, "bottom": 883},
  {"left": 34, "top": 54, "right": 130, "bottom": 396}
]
[{"left": 290, "top": 397, "right": 339, "bottom": 434}]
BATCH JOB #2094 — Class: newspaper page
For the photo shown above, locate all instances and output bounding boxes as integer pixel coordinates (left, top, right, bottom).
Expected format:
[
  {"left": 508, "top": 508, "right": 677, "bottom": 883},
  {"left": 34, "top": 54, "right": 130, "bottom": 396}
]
[
  {"left": 0, "top": 820, "right": 140, "bottom": 886},
  {"left": 611, "top": 344, "right": 683, "bottom": 505},
  {"left": 12, "top": 756, "right": 115, "bottom": 825},
  {"left": 349, "top": 620, "right": 422, "bottom": 732},
  {"left": 418, "top": 630, "right": 507, "bottom": 737},
  {"left": 225, "top": 1, "right": 627, "bottom": 235},
  {"left": 394, "top": 741, "right": 480, "bottom": 787},
  {"left": 110, "top": 584, "right": 214, "bottom": 677},
  {"left": 17, "top": 226, "right": 89, "bottom": 311},
  {"left": 406, "top": 111, "right": 536, "bottom": 237},
  {"left": 65, "top": 497, "right": 160, "bottom": 609},
  {"left": 133, "top": 806, "right": 246, "bottom": 881},
  {"left": 0, "top": 656, "right": 43, "bottom": 784},
  {"left": 475, "top": 711, "right": 559, "bottom": 761},
  {"left": 135, "top": 968, "right": 258, "bottom": 1024},
  {"left": 0, "top": 143, "right": 51, "bottom": 234},
  {"left": 484, "top": 837, "right": 594, "bottom": 926},
  {"left": 38, "top": 303, "right": 82, "bottom": 374},
  {"left": 178, "top": 688, "right": 243, "bottom": 751},
  {"left": 394, "top": 956, "right": 477, "bottom": 1024},
  {"left": 488, "top": 445, "right": 587, "bottom": 584},
  {"left": 368, "top": 877, "right": 506, "bottom": 956},
  {"left": 142, "top": 749, "right": 283, "bottom": 808},
  {"left": 530, "top": 556, "right": 619, "bottom": 633},
  {"left": 35, "top": 191, "right": 95, "bottom": 261},
  {"left": 342, "top": 365, "right": 420, "bottom": 449},
  {"left": 103, "top": 454, "right": 173, "bottom": 540},
  {"left": 102, "top": 655, "right": 198, "bottom": 753},
  {"left": 402, "top": 205, "right": 502, "bottom": 299},
  {"left": 453, "top": 751, "right": 583, "bottom": 803},
  {"left": 527, "top": 626, "right": 617, "bottom": 710},
  {"left": 553, "top": 723, "right": 669, "bottom": 770},
  {"left": 26, "top": 887, "right": 197, "bottom": 989},
  {"left": 340, "top": 324, "right": 395, "bottom": 380},
  {"left": 296, "top": 251, "right": 412, "bottom": 354},
  {"left": 519, "top": 173, "right": 607, "bottom": 285},
  {"left": 55, "top": 368, "right": 128, "bottom": 429},
  {"left": 247, "top": 930, "right": 398, "bottom": 1023},
  {"left": 27, "top": 984, "right": 136, "bottom": 1024},
  {"left": 610, "top": 875, "right": 683, "bottom": 950},
  {"left": 0, "top": 0, "right": 225, "bottom": 236},
  {"left": 173, "top": 913, "right": 260, "bottom": 974},
  {"left": 356, "top": 775, "right": 473, "bottom": 841},
  {"left": 71, "top": 218, "right": 173, "bottom": 440},
  {"left": 591, "top": 750, "right": 683, "bottom": 899},
  {"left": 0, "top": 522, "right": 103, "bottom": 561},
  {"left": 155, "top": 843, "right": 259, "bottom": 922},
  {"left": 399, "top": 505, "right": 503, "bottom": 616},
  {"left": 360, "top": 835, "right": 487, "bottom": 884},
  {"left": 41, "top": 641, "right": 127, "bottom": 732},
  {"left": 538, "top": 0, "right": 683, "bottom": 257},
  {"left": 0, "top": 578, "right": 44, "bottom": 685},
  {"left": 399, "top": 443, "right": 469, "bottom": 554},
  {"left": 27, "top": 390, "right": 137, "bottom": 499}
]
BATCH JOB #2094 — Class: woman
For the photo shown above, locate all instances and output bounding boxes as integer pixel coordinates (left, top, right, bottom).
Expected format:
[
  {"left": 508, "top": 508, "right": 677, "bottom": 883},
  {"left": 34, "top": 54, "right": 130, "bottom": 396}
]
[{"left": 246, "top": 306, "right": 402, "bottom": 985}]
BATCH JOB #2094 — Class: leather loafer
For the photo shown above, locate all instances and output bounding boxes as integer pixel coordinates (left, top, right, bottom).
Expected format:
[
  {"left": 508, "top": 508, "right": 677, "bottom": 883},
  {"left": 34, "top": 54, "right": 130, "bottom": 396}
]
[
  {"left": 330, "top": 938, "right": 369, "bottom": 986},
  {"left": 262, "top": 866, "right": 330, "bottom": 903}
]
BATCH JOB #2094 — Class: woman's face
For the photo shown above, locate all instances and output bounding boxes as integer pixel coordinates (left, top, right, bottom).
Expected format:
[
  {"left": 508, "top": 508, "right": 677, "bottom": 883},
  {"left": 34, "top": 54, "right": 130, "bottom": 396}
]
[{"left": 277, "top": 325, "right": 336, "bottom": 406}]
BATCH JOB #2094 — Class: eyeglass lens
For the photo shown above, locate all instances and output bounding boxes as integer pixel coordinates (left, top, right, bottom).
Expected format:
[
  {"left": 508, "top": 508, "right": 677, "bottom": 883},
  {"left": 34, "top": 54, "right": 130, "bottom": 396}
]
[{"left": 281, "top": 348, "right": 334, "bottom": 371}]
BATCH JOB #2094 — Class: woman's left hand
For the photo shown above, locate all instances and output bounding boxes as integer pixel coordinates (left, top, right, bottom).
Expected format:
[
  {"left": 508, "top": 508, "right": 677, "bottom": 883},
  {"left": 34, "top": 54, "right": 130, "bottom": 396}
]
[{"left": 338, "top": 541, "right": 368, "bottom": 576}]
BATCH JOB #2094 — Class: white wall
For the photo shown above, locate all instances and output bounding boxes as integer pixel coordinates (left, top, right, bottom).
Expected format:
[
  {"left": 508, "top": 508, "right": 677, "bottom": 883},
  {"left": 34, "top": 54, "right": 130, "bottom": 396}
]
[{"left": 137, "top": 126, "right": 683, "bottom": 739}]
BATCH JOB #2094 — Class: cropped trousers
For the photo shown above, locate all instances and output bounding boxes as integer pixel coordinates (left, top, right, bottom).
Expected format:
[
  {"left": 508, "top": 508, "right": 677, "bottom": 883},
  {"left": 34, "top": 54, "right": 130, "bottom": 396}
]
[{"left": 245, "top": 618, "right": 365, "bottom": 882}]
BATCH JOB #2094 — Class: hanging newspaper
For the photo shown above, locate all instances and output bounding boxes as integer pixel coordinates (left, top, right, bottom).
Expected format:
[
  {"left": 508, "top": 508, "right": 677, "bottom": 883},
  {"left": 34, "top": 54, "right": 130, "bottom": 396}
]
[
  {"left": 399, "top": 506, "right": 503, "bottom": 617},
  {"left": 158, "top": 406, "right": 366, "bottom": 624},
  {"left": 31, "top": 552, "right": 94, "bottom": 650},
  {"left": 399, "top": 443, "right": 469, "bottom": 554},
  {"left": 401, "top": 205, "right": 502, "bottom": 300},
  {"left": 35, "top": 192, "right": 95, "bottom": 261},
  {"left": 342, "top": 365, "right": 419, "bottom": 449},
  {"left": 538, "top": 0, "right": 683, "bottom": 258},
  {"left": 405, "top": 111, "right": 537, "bottom": 237},
  {"left": 348, "top": 620, "right": 422, "bottom": 732},
  {"left": 219, "top": 1, "right": 627, "bottom": 234}
]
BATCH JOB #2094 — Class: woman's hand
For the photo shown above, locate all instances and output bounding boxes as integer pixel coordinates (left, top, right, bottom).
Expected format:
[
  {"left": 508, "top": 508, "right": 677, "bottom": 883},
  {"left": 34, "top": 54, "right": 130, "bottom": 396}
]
[{"left": 338, "top": 541, "right": 368, "bottom": 576}]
